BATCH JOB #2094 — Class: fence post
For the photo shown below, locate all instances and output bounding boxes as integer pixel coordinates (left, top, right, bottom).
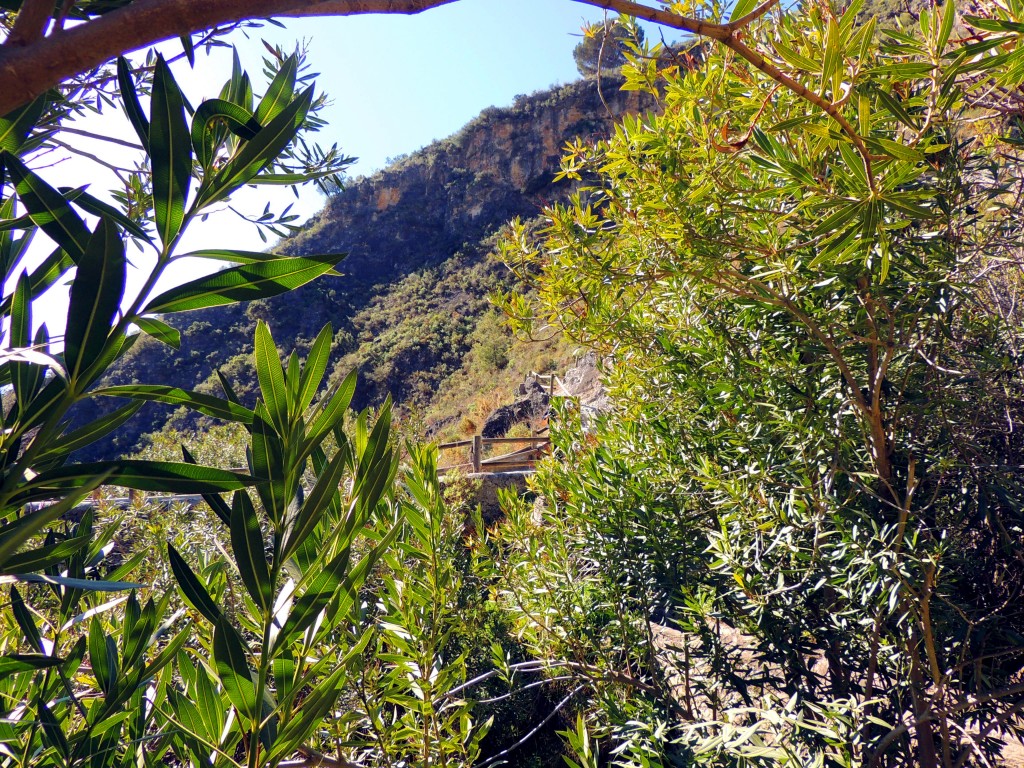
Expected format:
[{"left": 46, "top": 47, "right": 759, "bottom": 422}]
[{"left": 472, "top": 435, "right": 482, "bottom": 473}]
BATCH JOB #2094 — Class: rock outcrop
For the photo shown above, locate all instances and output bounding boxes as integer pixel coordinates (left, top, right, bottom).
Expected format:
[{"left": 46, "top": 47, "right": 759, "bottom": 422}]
[
  {"left": 480, "top": 378, "right": 550, "bottom": 438},
  {"left": 70, "top": 77, "right": 654, "bottom": 460}
]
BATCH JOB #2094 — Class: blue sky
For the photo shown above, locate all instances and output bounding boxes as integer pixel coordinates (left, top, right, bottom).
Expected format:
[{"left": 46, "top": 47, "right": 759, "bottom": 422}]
[
  {"left": 28, "top": 0, "right": 653, "bottom": 329},
  {"left": 229, "top": 0, "right": 618, "bottom": 175}
]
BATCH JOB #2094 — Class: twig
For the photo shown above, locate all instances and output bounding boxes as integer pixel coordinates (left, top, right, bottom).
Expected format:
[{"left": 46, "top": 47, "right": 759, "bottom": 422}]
[{"left": 476, "top": 685, "right": 586, "bottom": 768}]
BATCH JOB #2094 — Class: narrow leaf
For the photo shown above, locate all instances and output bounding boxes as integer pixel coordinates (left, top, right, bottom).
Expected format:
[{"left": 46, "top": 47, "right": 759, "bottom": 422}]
[
  {"left": 150, "top": 55, "right": 193, "bottom": 247},
  {"left": 255, "top": 321, "right": 288, "bottom": 430},
  {"left": 143, "top": 253, "right": 341, "bottom": 314},
  {"left": 64, "top": 217, "right": 126, "bottom": 382},
  {"left": 255, "top": 55, "right": 297, "bottom": 125},
  {"left": 230, "top": 492, "right": 272, "bottom": 609},
  {"left": 2, "top": 151, "right": 90, "bottom": 260},
  {"left": 167, "top": 545, "right": 223, "bottom": 626},
  {"left": 0, "top": 95, "right": 46, "bottom": 153},
  {"left": 91, "top": 384, "right": 254, "bottom": 423},
  {"left": 117, "top": 57, "right": 150, "bottom": 151},
  {"left": 213, "top": 616, "right": 258, "bottom": 721},
  {"left": 297, "top": 324, "right": 333, "bottom": 413},
  {"left": 133, "top": 316, "right": 181, "bottom": 348}
]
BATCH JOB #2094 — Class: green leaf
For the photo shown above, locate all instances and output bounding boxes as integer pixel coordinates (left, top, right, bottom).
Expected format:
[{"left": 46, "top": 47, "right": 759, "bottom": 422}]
[
  {"left": 297, "top": 324, "right": 333, "bottom": 413},
  {"left": 280, "top": 545, "right": 352, "bottom": 639},
  {"left": 150, "top": 55, "right": 193, "bottom": 247},
  {"left": 225, "top": 48, "right": 254, "bottom": 111},
  {"left": 133, "top": 316, "right": 181, "bottom": 348},
  {"left": 838, "top": 142, "right": 869, "bottom": 189},
  {"left": 10, "top": 587, "right": 43, "bottom": 651},
  {"left": 197, "top": 86, "right": 314, "bottom": 209},
  {"left": 117, "top": 57, "right": 150, "bottom": 152},
  {"left": 256, "top": 56, "right": 298, "bottom": 125},
  {"left": 810, "top": 201, "right": 863, "bottom": 239},
  {"left": 0, "top": 653, "right": 61, "bottom": 676},
  {"left": 0, "top": 476, "right": 105, "bottom": 567},
  {"left": 22, "top": 461, "right": 253, "bottom": 497},
  {"left": 2, "top": 151, "right": 90, "bottom": 260},
  {"left": 283, "top": 446, "right": 348, "bottom": 560},
  {"left": 60, "top": 186, "right": 152, "bottom": 244},
  {"left": 213, "top": 616, "right": 258, "bottom": 722},
  {"left": 35, "top": 402, "right": 143, "bottom": 461},
  {"left": 267, "top": 667, "right": 346, "bottom": 762},
  {"left": 180, "top": 33, "right": 196, "bottom": 66},
  {"left": 190, "top": 98, "right": 261, "bottom": 168},
  {"left": 230, "top": 491, "right": 273, "bottom": 609},
  {"left": 143, "top": 253, "right": 341, "bottom": 314},
  {"left": 37, "top": 698, "right": 70, "bottom": 759},
  {"left": 91, "top": 384, "right": 254, "bottom": 423},
  {"left": 249, "top": 408, "right": 287, "bottom": 525},
  {"left": 303, "top": 369, "right": 357, "bottom": 454},
  {"left": 167, "top": 544, "right": 223, "bottom": 626},
  {"left": 729, "top": 0, "right": 760, "bottom": 22},
  {"left": 255, "top": 320, "right": 288, "bottom": 429},
  {"left": 11, "top": 273, "right": 41, "bottom": 412},
  {"left": 0, "top": 95, "right": 45, "bottom": 153},
  {"left": 64, "top": 217, "right": 126, "bottom": 382},
  {"left": 217, "top": 369, "right": 242, "bottom": 406},
  {"left": 180, "top": 446, "right": 233, "bottom": 527},
  {"left": 88, "top": 618, "right": 119, "bottom": 696},
  {"left": 865, "top": 136, "right": 925, "bottom": 162},
  {"left": 874, "top": 88, "right": 918, "bottom": 130},
  {"left": 0, "top": 535, "right": 91, "bottom": 574},
  {"left": 964, "top": 14, "right": 1024, "bottom": 33},
  {"left": 0, "top": 246, "right": 74, "bottom": 317},
  {"left": 938, "top": 0, "right": 956, "bottom": 51},
  {"left": 0, "top": 573, "right": 143, "bottom": 591}
]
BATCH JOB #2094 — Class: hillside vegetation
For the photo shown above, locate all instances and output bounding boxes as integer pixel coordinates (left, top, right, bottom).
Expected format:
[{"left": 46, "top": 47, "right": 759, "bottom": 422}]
[
  {"left": 69, "top": 78, "right": 647, "bottom": 458},
  {"left": 4, "top": 2, "right": 1024, "bottom": 767}
]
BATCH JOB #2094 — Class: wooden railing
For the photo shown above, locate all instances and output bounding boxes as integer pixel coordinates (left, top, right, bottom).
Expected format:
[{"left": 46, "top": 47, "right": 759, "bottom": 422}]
[{"left": 437, "top": 435, "right": 550, "bottom": 475}]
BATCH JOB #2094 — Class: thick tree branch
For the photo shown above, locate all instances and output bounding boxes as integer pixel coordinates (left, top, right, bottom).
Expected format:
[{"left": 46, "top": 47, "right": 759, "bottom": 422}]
[
  {"left": 6, "top": 0, "right": 54, "bottom": 47},
  {"left": 0, "top": 0, "right": 459, "bottom": 115},
  {"left": 572, "top": 0, "right": 732, "bottom": 40}
]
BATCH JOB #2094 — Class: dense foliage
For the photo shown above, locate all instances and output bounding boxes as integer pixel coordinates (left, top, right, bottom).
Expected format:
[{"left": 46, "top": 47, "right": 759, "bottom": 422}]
[
  {"left": 497, "top": 0, "right": 1024, "bottom": 765},
  {"left": 63, "top": 77, "right": 632, "bottom": 460},
  {"left": 6, "top": 0, "right": 1024, "bottom": 765}
]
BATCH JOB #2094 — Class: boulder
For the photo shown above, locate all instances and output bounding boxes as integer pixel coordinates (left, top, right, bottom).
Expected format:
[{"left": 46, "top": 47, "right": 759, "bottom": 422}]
[{"left": 481, "top": 380, "right": 549, "bottom": 438}]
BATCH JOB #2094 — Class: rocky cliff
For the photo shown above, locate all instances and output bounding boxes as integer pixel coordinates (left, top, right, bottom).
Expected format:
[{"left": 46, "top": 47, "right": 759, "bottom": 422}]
[{"left": 71, "top": 78, "right": 652, "bottom": 458}]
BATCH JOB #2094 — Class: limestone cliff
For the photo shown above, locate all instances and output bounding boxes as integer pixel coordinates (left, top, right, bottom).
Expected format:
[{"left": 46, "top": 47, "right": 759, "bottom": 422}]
[{"left": 70, "top": 77, "right": 652, "bottom": 458}]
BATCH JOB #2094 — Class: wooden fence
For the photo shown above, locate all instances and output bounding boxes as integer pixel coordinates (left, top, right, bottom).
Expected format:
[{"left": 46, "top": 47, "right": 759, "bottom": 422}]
[{"left": 437, "top": 435, "right": 550, "bottom": 475}]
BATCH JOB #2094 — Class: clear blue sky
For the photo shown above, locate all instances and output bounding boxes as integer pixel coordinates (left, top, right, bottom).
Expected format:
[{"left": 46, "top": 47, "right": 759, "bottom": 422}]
[{"left": 229, "top": 0, "right": 623, "bottom": 175}]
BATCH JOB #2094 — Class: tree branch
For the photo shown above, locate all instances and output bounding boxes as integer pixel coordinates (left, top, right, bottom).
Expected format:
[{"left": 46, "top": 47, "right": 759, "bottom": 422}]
[
  {"left": 572, "top": 0, "right": 732, "bottom": 40},
  {"left": 721, "top": 34, "right": 876, "bottom": 190},
  {"left": 6, "top": 0, "right": 54, "bottom": 47},
  {"left": 728, "top": 0, "right": 781, "bottom": 30},
  {"left": 0, "top": 0, "right": 459, "bottom": 115}
]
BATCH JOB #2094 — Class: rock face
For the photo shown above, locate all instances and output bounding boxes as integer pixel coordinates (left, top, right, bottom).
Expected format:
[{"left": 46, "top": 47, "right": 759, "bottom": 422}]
[
  {"left": 282, "top": 81, "right": 651, "bottom": 291},
  {"left": 70, "top": 78, "right": 654, "bottom": 460},
  {"left": 559, "top": 353, "right": 608, "bottom": 408},
  {"left": 480, "top": 378, "right": 550, "bottom": 438}
]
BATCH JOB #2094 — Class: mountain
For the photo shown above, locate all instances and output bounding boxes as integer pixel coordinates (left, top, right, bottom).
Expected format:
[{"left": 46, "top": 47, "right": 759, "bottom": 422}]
[{"left": 70, "top": 77, "right": 652, "bottom": 459}]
